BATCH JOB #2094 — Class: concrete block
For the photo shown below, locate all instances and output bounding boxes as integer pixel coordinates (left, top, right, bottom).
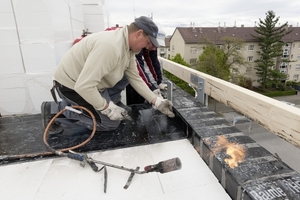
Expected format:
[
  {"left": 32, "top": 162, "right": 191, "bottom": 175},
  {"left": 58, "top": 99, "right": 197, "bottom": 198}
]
[
  {"left": 176, "top": 107, "right": 217, "bottom": 121},
  {"left": 194, "top": 125, "right": 242, "bottom": 138},
  {"left": 243, "top": 174, "right": 300, "bottom": 199},
  {"left": 20, "top": 43, "right": 56, "bottom": 73},
  {"left": 227, "top": 165, "right": 297, "bottom": 199},
  {"left": 84, "top": 22, "right": 105, "bottom": 33},
  {"left": 12, "top": 0, "right": 49, "bottom": 12},
  {"left": 54, "top": 42, "right": 73, "bottom": 64},
  {"left": 51, "top": 14, "right": 73, "bottom": 42},
  {"left": 189, "top": 118, "right": 229, "bottom": 130},
  {"left": 0, "top": 74, "right": 25, "bottom": 89},
  {"left": 0, "top": 75, "right": 31, "bottom": 114},
  {"left": 0, "top": 29, "right": 19, "bottom": 45},
  {"left": 27, "top": 74, "right": 55, "bottom": 112},
  {"left": 225, "top": 171, "right": 240, "bottom": 200},
  {"left": 0, "top": 44, "right": 23, "bottom": 73},
  {"left": 0, "top": 13, "right": 15, "bottom": 28},
  {"left": 212, "top": 155, "right": 224, "bottom": 186},
  {"left": 80, "top": 0, "right": 103, "bottom": 4},
  {"left": 213, "top": 145, "right": 296, "bottom": 200},
  {"left": 16, "top": 12, "right": 53, "bottom": 43},
  {"left": 168, "top": 80, "right": 300, "bottom": 199},
  {"left": 71, "top": 0, "right": 83, "bottom": 7},
  {"left": 53, "top": 28, "right": 73, "bottom": 43},
  {"left": 71, "top": 19, "right": 85, "bottom": 39},
  {"left": 83, "top": 14, "right": 104, "bottom": 24},
  {"left": 70, "top": 3, "right": 84, "bottom": 21},
  {"left": 0, "top": 89, "right": 27, "bottom": 114},
  {"left": 82, "top": 4, "right": 104, "bottom": 14},
  {"left": 200, "top": 140, "right": 213, "bottom": 168},
  {"left": 0, "top": 73, "right": 53, "bottom": 115},
  {"left": 19, "top": 27, "right": 54, "bottom": 43},
  {"left": 13, "top": 1, "right": 75, "bottom": 43},
  {"left": 45, "top": 0, "right": 69, "bottom": 14},
  {"left": 0, "top": 0, "right": 13, "bottom": 12}
]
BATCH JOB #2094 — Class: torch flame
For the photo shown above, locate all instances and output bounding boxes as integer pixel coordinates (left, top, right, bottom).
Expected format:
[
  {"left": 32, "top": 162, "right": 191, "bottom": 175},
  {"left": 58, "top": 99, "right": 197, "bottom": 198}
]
[{"left": 211, "top": 135, "right": 246, "bottom": 168}]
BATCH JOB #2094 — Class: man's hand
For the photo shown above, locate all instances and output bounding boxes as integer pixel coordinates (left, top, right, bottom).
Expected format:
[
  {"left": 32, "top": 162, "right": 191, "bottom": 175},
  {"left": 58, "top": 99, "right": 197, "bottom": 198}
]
[
  {"left": 152, "top": 97, "right": 175, "bottom": 118},
  {"left": 100, "top": 101, "right": 127, "bottom": 120},
  {"left": 158, "top": 83, "right": 167, "bottom": 90},
  {"left": 153, "top": 89, "right": 163, "bottom": 98}
]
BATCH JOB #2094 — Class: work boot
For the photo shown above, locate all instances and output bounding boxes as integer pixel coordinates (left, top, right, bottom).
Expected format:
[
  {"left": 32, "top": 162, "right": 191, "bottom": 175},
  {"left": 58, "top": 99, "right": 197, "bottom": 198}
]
[{"left": 41, "top": 101, "right": 64, "bottom": 135}]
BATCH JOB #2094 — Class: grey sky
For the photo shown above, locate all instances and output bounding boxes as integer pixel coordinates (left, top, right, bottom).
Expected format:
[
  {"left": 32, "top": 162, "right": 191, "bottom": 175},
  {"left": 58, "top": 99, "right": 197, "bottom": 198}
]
[{"left": 106, "top": 0, "right": 300, "bottom": 36}]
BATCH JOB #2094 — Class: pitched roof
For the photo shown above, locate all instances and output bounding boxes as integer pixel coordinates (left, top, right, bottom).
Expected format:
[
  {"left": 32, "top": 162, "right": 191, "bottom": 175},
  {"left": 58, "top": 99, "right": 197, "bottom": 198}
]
[{"left": 176, "top": 26, "right": 300, "bottom": 44}]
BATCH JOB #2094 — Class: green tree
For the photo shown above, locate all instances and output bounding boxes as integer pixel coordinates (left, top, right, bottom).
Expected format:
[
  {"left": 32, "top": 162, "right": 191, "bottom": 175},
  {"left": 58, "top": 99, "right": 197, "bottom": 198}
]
[
  {"left": 171, "top": 53, "right": 190, "bottom": 67},
  {"left": 251, "top": 10, "right": 291, "bottom": 89},
  {"left": 221, "top": 37, "right": 249, "bottom": 83},
  {"left": 196, "top": 44, "right": 229, "bottom": 80},
  {"left": 196, "top": 37, "right": 248, "bottom": 82},
  {"left": 268, "top": 69, "right": 287, "bottom": 90},
  {"left": 164, "top": 53, "right": 195, "bottom": 95}
]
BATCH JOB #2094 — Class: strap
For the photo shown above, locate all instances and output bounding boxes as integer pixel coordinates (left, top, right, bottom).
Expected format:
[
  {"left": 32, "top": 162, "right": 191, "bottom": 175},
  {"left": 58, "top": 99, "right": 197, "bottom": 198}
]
[{"left": 50, "top": 80, "right": 60, "bottom": 103}]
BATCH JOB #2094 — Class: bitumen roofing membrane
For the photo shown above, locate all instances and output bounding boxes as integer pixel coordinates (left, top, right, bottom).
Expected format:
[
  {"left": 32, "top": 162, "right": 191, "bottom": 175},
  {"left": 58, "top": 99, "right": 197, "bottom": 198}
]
[
  {"left": 0, "top": 103, "right": 186, "bottom": 165},
  {"left": 1, "top": 83, "right": 300, "bottom": 199}
]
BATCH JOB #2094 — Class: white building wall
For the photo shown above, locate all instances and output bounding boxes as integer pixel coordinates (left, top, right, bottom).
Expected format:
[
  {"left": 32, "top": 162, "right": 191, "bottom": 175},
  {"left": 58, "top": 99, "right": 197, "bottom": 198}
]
[
  {"left": 288, "top": 41, "right": 300, "bottom": 81},
  {"left": 0, "top": 0, "right": 108, "bottom": 115},
  {"left": 169, "top": 29, "right": 185, "bottom": 60}
]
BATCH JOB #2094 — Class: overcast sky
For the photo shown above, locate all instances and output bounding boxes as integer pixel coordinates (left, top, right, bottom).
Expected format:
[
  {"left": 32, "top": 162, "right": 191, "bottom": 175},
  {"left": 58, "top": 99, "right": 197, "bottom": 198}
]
[{"left": 106, "top": 0, "right": 300, "bottom": 36}]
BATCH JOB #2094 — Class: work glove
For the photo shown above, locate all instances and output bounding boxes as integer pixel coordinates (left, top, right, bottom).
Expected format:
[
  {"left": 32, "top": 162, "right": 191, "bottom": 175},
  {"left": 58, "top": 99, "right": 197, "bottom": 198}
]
[
  {"left": 158, "top": 83, "right": 168, "bottom": 90},
  {"left": 152, "top": 97, "right": 175, "bottom": 118},
  {"left": 153, "top": 89, "right": 163, "bottom": 98},
  {"left": 100, "top": 101, "right": 127, "bottom": 121}
]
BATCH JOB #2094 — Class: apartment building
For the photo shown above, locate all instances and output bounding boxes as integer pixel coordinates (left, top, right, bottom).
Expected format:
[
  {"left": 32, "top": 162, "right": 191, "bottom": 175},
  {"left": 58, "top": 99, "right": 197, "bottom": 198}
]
[
  {"left": 168, "top": 25, "right": 300, "bottom": 86},
  {"left": 158, "top": 36, "right": 171, "bottom": 59}
]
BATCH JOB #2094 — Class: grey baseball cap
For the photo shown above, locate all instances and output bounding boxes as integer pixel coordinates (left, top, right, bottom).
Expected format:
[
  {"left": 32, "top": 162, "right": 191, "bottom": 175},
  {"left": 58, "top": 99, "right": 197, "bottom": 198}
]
[{"left": 134, "top": 16, "right": 159, "bottom": 48}]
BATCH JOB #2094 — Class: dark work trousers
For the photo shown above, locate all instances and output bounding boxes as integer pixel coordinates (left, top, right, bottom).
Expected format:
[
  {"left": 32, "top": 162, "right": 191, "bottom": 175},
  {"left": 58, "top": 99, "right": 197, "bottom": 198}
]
[
  {"left": 126, "top": 84, "right": 146, "bottom": 105},
  {"left": 50, "top": 76, "right": 129, "bottom": 131}
]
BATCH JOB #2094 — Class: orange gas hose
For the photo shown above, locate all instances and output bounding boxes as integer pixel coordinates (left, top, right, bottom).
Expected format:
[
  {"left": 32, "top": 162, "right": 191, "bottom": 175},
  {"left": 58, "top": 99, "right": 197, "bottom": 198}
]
[
  {"left": 0, "top": 105, "right": 97, "bottom": 162},
  {"left": 43, "top": 105, "right": 97, "bottom": 154}
]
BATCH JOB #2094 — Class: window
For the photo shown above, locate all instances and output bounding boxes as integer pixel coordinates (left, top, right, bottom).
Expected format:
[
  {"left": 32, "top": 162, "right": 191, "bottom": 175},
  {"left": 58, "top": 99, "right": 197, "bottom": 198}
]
[
  {"left": 280, "top": 63, "right": 287, "bottom": 69},
  {"left": 246, "top": 67, "right": 252, "bottom": 73},
  {"left": 280, "top": 69, "right": 286, "bottom": 73},
  {"left": 247, "top": 56, "right": 254, "bottom": 62},
  {"left": 190, "top": 58, "right": 197, "bottom": 65},
  {"left": 190, "top": 47, "right": 198, "bottom": 54},
  {"left": 248, "top": 45, "right": 254, "bottom": 51},
  {"left": 293, "top": 74, "right": 299, "bottom": 80},
  {"left": 283, "top": 54, "right": 289, "bottom": 58},
  {"left": 296, "top": 64, "right": 300, "bottom": 70}
]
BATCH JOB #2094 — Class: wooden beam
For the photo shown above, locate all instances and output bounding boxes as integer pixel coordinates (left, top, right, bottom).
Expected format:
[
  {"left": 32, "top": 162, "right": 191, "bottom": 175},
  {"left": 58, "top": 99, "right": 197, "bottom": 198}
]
[{"left": 159, "top": 57, "right": 300, "bottom": 148}]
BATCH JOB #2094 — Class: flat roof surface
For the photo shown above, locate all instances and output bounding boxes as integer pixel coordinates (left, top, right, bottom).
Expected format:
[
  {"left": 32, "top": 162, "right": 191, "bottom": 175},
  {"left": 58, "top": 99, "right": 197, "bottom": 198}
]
[{"left": 0, "top": 139, "right": 231, "bottom": 200}]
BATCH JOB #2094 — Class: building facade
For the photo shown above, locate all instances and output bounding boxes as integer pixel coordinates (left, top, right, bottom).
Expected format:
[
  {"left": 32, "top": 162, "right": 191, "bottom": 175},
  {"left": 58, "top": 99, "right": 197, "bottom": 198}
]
[
  {"left": 167, "top": 25, "right": 300, "bottom": 86},
  {"left": 157, "top": 36, "right": 170, "bottom": 59}
]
